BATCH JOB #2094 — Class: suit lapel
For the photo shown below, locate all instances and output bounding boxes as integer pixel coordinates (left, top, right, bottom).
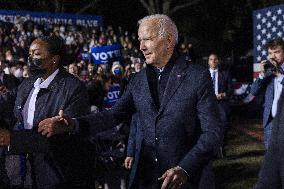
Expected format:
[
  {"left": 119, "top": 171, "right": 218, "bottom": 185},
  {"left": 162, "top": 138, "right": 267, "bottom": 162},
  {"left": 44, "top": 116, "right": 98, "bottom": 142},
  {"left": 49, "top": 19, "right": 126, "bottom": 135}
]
[
  {"left": 218, "top": 70, "right": 223, "bottom": 93},
  {"left": 21, "top": 77, "right": 37, "bottom": 102},
  {"left": 2, "top": 74, "right": 7, "bottom": 86},
  {"left": 159, "top": 56, "right": 188, "bottom": 114},
  {"left": 268, "top": 77, "right": 275, "bottom": 104},
  {"left": 139, "top": 69, "right": 158, "bottom": 113}
]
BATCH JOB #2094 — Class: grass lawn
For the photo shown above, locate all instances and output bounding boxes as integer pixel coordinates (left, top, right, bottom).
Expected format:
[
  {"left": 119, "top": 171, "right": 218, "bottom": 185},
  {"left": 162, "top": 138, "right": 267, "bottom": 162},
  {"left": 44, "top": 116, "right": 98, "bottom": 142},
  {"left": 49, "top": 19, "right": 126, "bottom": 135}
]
[{"left": 214, "top": 119, "right": 265, "bottom": 189}]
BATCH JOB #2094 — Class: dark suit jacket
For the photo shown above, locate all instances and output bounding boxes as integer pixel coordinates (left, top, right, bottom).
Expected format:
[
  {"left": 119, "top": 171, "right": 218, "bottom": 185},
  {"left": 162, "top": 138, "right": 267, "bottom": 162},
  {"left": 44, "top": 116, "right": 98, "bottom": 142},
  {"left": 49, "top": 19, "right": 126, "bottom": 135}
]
[
  {"left": 7, "top": 69, "right": 91, "bottom": 189},
  {"left": 126, "top": 113, "right": 144, "bottom": 187},
  {"left": 1, "top": 74, "right": 20, "bottom": 91},
  {"left": 250, "top": 75, "right": 283, "bottom": 127},
  {"left": 254, "top": 87, "right": 284, "bottom": 189},
  {"left": 0, "top": 74, "right": 20, "bottom": 129},
  {"left": 216, "top": 70, "right": 232, "bottom": 123},
  {"left": 78, "top": 55, "right": 223, "bottom": 188}
]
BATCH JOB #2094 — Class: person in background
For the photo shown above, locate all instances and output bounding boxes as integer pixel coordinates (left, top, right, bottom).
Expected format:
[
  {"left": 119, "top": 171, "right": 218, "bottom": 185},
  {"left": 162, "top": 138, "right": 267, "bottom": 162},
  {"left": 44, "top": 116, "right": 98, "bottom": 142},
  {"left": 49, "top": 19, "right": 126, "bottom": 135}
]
[
  {"left": 250, "top": 38, "right": 284, "bottom": 149},
  {"left": 254, "top": 78, "right": 284, "bottom": 189},
  {"left": 0, "top": 58, "right": 20, "bottom": 189},
  {"left": 10, "top": 60, "right": 25, "bottom": 82},
  {"left": 208, "top": 53, "right": 232, "bottom": 156},
  {"left": 68, "top": 63, "right": 79, "bottom": 78},
  {"left": 87, "top": 63, "right": 95, "bottom": 80},
  {"left": 22, "top": 65, "right": 30, "bottom": 78}
]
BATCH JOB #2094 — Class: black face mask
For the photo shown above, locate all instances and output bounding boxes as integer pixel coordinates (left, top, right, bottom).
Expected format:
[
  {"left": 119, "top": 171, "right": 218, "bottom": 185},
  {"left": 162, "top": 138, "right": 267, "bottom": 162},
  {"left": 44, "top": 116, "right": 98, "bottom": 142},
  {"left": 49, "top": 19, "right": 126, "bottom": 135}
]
[{"left": 27, "top": 57, "right": 46, "bottom": 76}]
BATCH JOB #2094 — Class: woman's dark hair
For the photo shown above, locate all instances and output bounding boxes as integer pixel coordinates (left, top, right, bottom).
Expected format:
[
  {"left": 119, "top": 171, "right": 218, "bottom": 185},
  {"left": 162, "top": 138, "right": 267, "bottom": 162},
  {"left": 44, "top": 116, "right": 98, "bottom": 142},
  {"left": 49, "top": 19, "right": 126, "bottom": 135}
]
[{"left": 37, "top": 35, "right": 67, "bottom": 65}]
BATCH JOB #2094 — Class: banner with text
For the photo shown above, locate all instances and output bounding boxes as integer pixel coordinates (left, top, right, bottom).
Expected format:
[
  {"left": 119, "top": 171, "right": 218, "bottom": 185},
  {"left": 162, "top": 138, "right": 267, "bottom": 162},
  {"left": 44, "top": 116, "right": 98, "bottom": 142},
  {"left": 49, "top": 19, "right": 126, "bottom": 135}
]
[
  {"left": 0, "top": 9, "right": 103, "bottom": 27},
  {"left": 91, "top": 44, "right": 122, "bottom": 64}
]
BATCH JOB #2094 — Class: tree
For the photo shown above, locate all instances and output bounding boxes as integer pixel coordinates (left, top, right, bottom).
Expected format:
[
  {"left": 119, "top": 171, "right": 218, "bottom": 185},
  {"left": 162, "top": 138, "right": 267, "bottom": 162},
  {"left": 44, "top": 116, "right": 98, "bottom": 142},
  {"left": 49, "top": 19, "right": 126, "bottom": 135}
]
[
  {"left": 53, "top": 0, "right": 65, "bottom": 13},
  {"left": 75, "top": 0, "right": 101, "bottom": 14},
  {"left": 138, "top": 0, "right": 201, "bottom": 15}
]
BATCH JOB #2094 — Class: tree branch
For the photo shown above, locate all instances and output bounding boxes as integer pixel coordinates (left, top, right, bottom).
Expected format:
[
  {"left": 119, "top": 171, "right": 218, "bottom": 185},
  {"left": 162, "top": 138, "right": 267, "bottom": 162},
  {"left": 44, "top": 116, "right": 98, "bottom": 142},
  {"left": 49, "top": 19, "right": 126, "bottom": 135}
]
[
  {"left": 170, "top": 0, "right": 201, "bottom": 15},
  {"left": 139, "top": 0, "right": 150, "bottom": 10},
  {"left": 155, "top": 0, "right": 160, "bottom": 13},
  {"left": 149, "top": 0, "right": 157, "bottom": 13},
  {"left": 76, "top": 0, "right": 100, "bottom": 15},
  {"left": 162, "top": 0, "right": 171, "bottom": 15},
  {"left": 139, "top": 0, "right": 157, "bottom": 14}
]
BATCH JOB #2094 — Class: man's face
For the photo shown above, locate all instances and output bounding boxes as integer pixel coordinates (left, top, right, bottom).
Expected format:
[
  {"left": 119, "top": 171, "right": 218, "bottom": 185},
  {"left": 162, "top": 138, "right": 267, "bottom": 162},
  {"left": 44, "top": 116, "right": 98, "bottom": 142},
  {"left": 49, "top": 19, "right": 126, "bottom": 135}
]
[
  {"left": 208, "top": 54, "right": 219, "bottom": 69},
  {"left": 268, "top": 46, "right": 284, "bottom": 65},
  {"left": 138, "top": 20, "right": 171, "bottom": 67},
  {"left": 68, "top": 64, "right": 78, "bottom": 75},
  {"left": 88, "top": 64, "right": 94, "bottom": 73}
]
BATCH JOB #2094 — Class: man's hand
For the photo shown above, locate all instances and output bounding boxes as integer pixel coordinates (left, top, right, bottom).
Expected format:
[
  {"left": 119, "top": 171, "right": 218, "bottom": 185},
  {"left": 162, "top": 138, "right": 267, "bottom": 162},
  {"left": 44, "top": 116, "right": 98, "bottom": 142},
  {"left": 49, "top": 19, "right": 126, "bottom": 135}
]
[
  {"left": 124, "top": 156, "right": 134, "bottom": 169},
  {"left": 0, "top": 86, "right": 9, "bottom": 95},
  {"left": 216, "top": 93, "right": 226, "bottom": 100},
  {"left": 38, "top": 110, "right": 75, "bottom": 138},
  {"left": 0, "top": 128, "right": 10, "bottom": 146},
  {"left": 158, "top": 166, "right": 188, "bottom": 189}
]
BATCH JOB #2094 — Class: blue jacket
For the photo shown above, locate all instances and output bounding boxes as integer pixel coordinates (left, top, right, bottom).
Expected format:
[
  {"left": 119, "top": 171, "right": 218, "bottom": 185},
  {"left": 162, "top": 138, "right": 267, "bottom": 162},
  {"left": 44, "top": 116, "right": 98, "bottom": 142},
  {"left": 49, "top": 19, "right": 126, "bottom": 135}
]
[
  {"left": 250, "top": 75, "right": 284, "bottom": 127},
  {"left": 254, "top": 84, "right": 284, "bottom": 188},
  {"left": 216, "top": 70, "right": 232, "bottom": 123},
  {"left": 78, "top": 55, "right": 223, "bottom": 188}
]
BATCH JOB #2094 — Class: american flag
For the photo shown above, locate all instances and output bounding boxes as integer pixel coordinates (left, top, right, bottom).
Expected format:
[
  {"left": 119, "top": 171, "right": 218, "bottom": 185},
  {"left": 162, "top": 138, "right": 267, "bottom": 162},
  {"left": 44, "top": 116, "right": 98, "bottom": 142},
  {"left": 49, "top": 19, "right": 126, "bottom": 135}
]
[{"left": 253, "top": 4, "right": 284, "bottom": 78}]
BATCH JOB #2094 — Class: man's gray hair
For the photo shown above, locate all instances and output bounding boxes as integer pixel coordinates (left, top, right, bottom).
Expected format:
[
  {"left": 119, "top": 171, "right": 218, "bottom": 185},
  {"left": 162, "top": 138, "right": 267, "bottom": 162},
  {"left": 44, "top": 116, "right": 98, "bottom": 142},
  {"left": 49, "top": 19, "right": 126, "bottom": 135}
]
[{"left": 138, "top": 14, "right": 178, "bottom": 44}]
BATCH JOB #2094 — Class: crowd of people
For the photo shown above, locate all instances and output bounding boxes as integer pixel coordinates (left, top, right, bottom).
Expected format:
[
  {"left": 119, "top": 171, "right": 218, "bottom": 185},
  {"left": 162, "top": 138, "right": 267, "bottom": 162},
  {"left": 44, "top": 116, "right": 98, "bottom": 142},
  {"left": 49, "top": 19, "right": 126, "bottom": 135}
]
[{"left": 0, "top": 11, "right": 283, "bottom": 189}]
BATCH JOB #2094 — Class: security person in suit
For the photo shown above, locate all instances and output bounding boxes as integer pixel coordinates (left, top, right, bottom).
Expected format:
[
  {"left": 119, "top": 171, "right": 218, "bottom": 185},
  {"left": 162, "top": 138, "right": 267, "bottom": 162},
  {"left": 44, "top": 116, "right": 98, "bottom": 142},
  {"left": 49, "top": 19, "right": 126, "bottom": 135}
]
[
  {"left": 0, "top": 35, "right": 91, "bottom": 189},
  {"left": 37, "top": 14, "right": 222, "bottom": 189},
  {"left": 250, "top": 38, "right": 284, "bottom": 149},
  {"left": 208, "top": 53, "right": 232, "bottom": 155}
]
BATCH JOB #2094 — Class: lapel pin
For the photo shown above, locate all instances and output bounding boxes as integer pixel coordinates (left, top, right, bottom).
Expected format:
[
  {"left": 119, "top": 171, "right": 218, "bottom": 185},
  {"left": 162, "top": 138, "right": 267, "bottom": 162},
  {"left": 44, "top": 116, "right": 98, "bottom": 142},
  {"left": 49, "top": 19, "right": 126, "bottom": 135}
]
[{"left": 177, "top": 74, "right": 182, "bottom": 78}]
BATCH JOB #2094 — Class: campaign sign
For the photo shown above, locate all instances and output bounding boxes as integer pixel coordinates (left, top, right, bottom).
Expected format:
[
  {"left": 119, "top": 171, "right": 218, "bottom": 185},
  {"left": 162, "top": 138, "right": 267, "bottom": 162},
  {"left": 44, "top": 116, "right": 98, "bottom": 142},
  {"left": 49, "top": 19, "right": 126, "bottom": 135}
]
[
  {"left": 91, "top": 44, "right": 122, "bottom": 64},
  {"left": 103, "top": 84, "right": 121, "bottom": 109},
  {"left": 80, "top": 51, "right": 91, "bottom": 62}
]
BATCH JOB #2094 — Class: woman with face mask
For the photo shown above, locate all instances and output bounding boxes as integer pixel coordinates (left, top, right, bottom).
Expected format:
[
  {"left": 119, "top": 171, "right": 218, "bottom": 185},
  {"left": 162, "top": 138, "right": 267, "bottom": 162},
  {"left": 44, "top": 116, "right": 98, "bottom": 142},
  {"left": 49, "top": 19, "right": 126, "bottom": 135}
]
[
  {"left": 13, "top": 68, "right": 23, "bottom": 79},
  {"left": 0, "top": 35, "right": 91, "bottom": 189}
]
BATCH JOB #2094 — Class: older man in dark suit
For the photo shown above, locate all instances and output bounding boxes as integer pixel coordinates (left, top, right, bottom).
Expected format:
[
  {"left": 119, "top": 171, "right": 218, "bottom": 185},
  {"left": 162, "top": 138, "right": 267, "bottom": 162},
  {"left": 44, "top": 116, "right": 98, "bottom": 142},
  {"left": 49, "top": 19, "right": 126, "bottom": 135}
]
[{"left": 38, "top": 14, "right": 222, "bottom": 189}]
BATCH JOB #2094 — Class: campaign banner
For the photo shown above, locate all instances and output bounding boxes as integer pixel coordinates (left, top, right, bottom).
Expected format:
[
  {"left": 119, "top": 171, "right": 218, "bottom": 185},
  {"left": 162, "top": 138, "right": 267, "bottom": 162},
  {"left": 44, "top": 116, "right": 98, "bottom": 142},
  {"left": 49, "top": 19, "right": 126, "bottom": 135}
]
[
  {"left": 80, "top": 51, "right": 92, "bottom": 62},
  {"left": 103, "top": 84, "right": 121, "bottom": 109},
  {"left": 0, "top": 9, "right": 103, "bottom": 27},
  {"left": 91, "top": 44, "right": 122, "bottom": 64}
]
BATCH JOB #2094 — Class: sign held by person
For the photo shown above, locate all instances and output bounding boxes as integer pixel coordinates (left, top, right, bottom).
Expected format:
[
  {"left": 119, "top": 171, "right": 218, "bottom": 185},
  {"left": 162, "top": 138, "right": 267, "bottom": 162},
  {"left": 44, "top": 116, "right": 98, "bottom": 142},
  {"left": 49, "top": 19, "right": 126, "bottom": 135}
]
[{"left": 91, "top": 44, "right": 122, "bottom": 64}]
